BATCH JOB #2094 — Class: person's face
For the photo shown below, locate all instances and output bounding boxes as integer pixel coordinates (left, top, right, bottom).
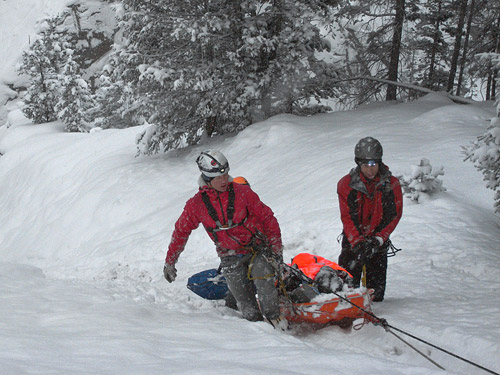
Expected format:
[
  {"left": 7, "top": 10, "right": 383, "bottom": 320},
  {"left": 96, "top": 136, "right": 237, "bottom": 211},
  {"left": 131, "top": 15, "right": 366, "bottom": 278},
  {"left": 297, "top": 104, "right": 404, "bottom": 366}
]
[
  {"left": 209, "top": 173, "right": 229, "bottom": 192},
  {"left": 360, "top": 161, "right": 379, "bottom": 180}
]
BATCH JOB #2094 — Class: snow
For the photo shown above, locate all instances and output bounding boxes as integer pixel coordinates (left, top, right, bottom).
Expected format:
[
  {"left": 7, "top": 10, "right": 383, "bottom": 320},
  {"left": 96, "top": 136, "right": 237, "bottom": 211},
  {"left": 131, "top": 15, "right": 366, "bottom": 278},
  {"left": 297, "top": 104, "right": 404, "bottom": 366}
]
[
  {"left": 0, "top": 0, "right": 69, "bottom": 125},
  {"left": 0, "top": 93, "right": 499, "bottom": 375},
  {"left": 1, "top": 2, "right": 500, "bottom": 375},
  {"left": 0, "top": 0, "right": 116, "bottom": 125}
]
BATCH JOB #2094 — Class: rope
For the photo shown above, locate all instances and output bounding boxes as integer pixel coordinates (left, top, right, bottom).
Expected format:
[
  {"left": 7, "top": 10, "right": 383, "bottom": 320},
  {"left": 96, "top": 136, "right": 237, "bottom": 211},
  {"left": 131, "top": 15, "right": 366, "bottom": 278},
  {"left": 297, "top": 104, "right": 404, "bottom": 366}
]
[
  {"left": 386, "top": 329, "right": 445, "bottom": 370},
  {"left": 326, "top": 289, "right": 500, "bottom": 375},
  {"left": 277, "top": 261, "right": 498, "bottom": 374},
  {"left": 382, "top": 321, "right": 500, "bottom": 375}
]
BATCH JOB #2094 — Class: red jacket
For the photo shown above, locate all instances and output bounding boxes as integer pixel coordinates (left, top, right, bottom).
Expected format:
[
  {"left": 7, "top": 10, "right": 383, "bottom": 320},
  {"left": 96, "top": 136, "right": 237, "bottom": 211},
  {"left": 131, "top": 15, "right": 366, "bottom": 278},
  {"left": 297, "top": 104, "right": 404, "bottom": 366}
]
[
  {"left": 338, "top": 163, "right": 403, "bottom": 247},
  {"left": 165, "top": 181, "right": 282, "bottom": 265}
]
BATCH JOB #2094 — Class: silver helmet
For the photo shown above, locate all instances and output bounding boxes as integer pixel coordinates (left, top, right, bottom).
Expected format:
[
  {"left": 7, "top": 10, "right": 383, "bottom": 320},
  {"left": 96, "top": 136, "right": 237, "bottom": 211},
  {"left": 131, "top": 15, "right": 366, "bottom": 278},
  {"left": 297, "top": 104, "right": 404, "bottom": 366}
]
[
  {"left": 354, "top": 137, "right": 383, "bottom": 161},
  {"left": 196, "top": 150, "right": 230, "bottom": 179}
]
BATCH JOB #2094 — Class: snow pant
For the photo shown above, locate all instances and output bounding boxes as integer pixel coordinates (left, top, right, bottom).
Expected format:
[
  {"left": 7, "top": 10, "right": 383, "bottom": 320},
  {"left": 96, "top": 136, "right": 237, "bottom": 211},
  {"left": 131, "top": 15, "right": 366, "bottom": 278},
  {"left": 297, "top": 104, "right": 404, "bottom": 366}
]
[
  {"left": 338, "top": 237, "right": 388, "bottom": 302},
  {"left": 219, "top": 252, "right": 280, "bottom": 322}
]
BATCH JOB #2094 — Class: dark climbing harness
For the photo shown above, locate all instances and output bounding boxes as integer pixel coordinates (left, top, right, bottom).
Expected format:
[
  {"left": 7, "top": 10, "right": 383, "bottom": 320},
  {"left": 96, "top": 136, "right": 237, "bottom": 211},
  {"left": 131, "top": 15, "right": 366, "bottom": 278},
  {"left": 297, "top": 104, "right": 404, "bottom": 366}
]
[{"left": 200, "top": 183, "right": 249, "bottom": 244}]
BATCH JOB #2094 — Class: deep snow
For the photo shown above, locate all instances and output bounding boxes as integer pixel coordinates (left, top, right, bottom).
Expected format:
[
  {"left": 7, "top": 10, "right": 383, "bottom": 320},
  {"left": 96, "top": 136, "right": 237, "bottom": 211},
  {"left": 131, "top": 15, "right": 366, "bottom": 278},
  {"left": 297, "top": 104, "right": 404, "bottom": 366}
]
[
  {"left": 1, "top": 1, "right": 500, "bottom": 374},
  {"left": 0, "top": 93, "right": 499, "bottom": 375}
]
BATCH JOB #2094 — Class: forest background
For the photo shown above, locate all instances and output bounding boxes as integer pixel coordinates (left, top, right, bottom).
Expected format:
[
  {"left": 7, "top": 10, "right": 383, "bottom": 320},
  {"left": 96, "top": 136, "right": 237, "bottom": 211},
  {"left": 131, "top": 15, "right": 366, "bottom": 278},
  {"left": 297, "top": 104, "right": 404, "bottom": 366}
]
[
  {"left": 2, "top": 0, "right": 500, "bottom": 209},
  {"left": 3, "top": 0, "right": 499, "bottom": 149}
]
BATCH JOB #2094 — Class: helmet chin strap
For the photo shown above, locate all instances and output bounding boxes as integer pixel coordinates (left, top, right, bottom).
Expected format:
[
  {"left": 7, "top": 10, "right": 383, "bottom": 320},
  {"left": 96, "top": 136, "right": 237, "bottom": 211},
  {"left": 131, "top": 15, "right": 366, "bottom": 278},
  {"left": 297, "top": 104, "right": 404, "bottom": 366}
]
[{"left": 201, "top": 173, "right": 213, "bottom": 183}]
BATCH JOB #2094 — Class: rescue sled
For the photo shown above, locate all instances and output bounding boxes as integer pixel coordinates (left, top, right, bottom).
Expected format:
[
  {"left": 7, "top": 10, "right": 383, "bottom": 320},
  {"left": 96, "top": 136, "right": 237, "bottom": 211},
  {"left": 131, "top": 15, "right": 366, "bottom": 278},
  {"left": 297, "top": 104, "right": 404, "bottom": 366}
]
[
  {"left": 187, "top": 268, "right": 374, "bottom": 326},
  {"left": 281, "top": 288, "right": 373, "bottom": 326}
]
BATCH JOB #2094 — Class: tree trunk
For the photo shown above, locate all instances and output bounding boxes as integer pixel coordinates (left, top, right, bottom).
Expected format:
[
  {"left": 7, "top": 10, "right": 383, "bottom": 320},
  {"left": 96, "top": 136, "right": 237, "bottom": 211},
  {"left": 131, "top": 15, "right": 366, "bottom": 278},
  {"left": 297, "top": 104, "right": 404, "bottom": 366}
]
[
  {"left": 456, "top": 0, "right": 475, "bottom": 96},
  {"left": 446, "top": 0, "right": 468, "bottom": 93},
  {"left": 486, "top": 73, "right": 492, "bottom": 101},
  {"left": 493, "top": 14, "right": 500, "bottom": 100},
  {"left": 428, "top": 0, "right": 443, "bottom": 89},
  {"left": 492, "top": 71, "right": 497, "bottom": 100},
  {"left": 386, "top": 0, "right": 405, "bottom": 101},
  {"left": 205, "top": 116, "right": 217, "bottom": 137},
  {"left": 259, "top": 0, "right": 283, "bottom": 118}
]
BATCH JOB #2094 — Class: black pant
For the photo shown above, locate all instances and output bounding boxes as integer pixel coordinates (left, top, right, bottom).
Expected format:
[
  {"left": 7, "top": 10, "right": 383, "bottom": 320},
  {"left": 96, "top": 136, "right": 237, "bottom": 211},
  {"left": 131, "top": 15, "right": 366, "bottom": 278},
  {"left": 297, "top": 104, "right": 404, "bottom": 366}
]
[{"left": 338, "top": 237, "right": 388, "bottom": 301}]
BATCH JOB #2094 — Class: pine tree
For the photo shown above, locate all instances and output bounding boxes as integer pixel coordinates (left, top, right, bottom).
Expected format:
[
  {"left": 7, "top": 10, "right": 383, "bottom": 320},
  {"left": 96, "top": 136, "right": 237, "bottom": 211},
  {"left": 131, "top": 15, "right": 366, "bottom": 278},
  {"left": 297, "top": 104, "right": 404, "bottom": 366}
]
[
  {"left": 105, "top": 0, "right": 338, "bottom": 154},
  {"left": 456, "top": 0, "right": 476, "bottom": 96},
  {"left": 446, "top": 0, "right": 469, "bottom": 93},
  {"left": 55, "top": 53, "right": 95, "bottom": 132},
  {"left": 464, "top": 100, "right": 500, "bottom": 213},
  {"left": 17, "top": 17, "right": 66, "bottom": 123},
  {"left": 468, "top": 0, "right": 500, "bottom": 100},
  {"left": 18, "top": 3, "right": 117, "bottom": 128},
  {"left": 333, "top": 0, "right": 411, "bottom": 104},
  {"left": 386, "top": 0, "right": 406, "bottom": 101},
  {"left": 88, "top": 64, "right": 138, "bottom": 130},
  {"left": 406, "top": 0, "right": 453, "bottom": 91},
  {"left": 332, "top": 0, "right": 496, "bottom": 102}
]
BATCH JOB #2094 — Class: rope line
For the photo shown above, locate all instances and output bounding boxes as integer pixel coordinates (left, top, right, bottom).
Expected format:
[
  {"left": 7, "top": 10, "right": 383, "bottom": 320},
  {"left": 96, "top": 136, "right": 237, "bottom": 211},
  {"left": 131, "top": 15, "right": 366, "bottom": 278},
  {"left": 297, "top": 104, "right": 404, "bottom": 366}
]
[
  {"left": 384, "top": 322, "right": 499, "bottom": 375},
  {"left": 281, "top": 263, "right": 499, "bottom": 374},
  {"left": 327, "top": 289, "right": 500, "bottom": 375},
  {"left": 386, "top": 329, "right": 446, "bottom": 370}
]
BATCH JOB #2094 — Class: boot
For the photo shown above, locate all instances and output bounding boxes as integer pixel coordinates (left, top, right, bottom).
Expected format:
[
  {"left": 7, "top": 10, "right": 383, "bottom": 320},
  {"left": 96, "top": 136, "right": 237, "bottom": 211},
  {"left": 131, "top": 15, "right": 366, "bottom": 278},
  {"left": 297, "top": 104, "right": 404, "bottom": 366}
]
[{"left": 268, "top": 316, "right": 289, "bottom": 331}]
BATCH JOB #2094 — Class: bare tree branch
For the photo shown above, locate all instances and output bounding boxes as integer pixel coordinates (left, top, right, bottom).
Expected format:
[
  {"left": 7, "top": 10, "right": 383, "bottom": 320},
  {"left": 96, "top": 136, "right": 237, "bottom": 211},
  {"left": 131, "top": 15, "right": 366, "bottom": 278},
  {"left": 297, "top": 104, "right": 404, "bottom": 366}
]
[{"left": 333, "top": 76, "right": 477, "bottom": 104}]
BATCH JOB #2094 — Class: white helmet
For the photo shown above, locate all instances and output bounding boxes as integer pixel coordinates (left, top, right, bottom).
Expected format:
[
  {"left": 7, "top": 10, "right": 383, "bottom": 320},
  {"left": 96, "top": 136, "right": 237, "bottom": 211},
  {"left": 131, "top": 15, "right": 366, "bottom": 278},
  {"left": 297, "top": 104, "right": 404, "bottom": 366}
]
[{"left": 196, "top": 150, "right": 230, "bottom": 179}]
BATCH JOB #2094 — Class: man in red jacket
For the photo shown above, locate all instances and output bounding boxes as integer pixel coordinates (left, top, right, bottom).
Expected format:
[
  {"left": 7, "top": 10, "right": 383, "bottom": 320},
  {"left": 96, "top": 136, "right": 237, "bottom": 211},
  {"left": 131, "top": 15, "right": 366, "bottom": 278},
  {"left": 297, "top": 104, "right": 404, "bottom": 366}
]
[
  {"left": 337, "top": 137, "right": 403, "bottom": 302},
  {"left": 163, "top": 150, "right": 285, "bottom": 328}
]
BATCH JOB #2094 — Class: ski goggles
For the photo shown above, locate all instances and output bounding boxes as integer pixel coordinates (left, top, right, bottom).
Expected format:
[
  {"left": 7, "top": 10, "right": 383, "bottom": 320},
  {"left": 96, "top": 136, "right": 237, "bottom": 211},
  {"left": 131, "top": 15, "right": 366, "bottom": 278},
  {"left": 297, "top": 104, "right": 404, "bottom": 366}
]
[{"left": 360, "top": 159, "right": 380, "bottom": 167}]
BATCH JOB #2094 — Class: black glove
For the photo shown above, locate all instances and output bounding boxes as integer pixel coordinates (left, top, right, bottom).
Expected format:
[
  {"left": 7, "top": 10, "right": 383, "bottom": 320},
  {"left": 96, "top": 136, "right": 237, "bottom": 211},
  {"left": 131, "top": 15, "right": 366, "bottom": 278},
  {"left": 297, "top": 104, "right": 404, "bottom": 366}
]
[
  {"left": 353, "top": 242, "right": 369, "bottom": 266},
  {"left": 365, "top": 236, "right": 384, "bottom": 256},
  {"left": 366, "top": 236, "right": 382, "bottom": 248},
  {"left": 163, "top": 263, "right": 177, "bottom": 283}
]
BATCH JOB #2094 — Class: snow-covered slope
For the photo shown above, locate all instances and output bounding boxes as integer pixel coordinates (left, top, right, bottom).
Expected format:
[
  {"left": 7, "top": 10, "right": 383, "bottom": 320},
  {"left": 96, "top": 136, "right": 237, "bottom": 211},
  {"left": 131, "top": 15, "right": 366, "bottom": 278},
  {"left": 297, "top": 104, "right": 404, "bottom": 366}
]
[{"left": 0, "top": 93, "right": 499, "bottom": 375}]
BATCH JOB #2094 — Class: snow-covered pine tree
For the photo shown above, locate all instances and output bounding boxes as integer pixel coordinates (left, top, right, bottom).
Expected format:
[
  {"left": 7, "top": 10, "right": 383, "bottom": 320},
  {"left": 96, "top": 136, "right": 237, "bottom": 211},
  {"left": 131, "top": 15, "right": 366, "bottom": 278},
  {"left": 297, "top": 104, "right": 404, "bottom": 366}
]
[
  {"left": 88, "top": 63, "right": 138, "bottom": 130},
  {"left": 17, "top": 17, "right": 66, "bottom": 123},
  {"left": 108, "top": 0, "right": 338, "bottom": 154},
  {"left": 55, "top": 52, "right": 95, "bottom": 132},
  {"left": 405, "top": 0, "right": 454, "bottom": 92},
  {"left": 332, "top": 0, "right": 496, "bottom": 104},
  {"left": 468, "top": 1, "right": 500, "bottom": 100},
  {"left": 398, "top": 158, "right": 445, "bottom": 203},
  {"left": 18, "top": 2, "right": 117, "bottom": 128},
  {"left": 464, "top": 98, "right": 500, "bottom": 213},
  {"left": 333, "top": 0, "right": 411, "bottom": 105}
]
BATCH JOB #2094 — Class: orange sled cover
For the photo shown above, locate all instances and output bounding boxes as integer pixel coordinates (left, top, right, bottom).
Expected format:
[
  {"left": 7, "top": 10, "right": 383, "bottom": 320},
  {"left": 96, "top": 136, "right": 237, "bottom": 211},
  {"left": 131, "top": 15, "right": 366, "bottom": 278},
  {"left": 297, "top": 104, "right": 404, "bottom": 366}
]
[{"left": 282, "top": 289, "right": 373, "bottom": 325}]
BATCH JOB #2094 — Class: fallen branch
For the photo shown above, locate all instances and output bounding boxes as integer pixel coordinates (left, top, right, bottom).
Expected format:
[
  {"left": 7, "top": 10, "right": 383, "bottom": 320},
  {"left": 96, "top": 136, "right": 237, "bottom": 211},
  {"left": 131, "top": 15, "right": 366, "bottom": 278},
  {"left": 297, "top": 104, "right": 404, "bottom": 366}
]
[{"left": 334, "top": 76, "right": 477, "bottom": 105}]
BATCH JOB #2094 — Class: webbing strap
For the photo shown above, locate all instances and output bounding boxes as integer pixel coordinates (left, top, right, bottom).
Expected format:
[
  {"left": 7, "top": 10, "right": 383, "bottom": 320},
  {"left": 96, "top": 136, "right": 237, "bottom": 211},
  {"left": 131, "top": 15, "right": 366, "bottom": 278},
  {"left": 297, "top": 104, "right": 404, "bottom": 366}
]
[
  {"left": 226, "top": 183, "right": 235, "bottom": 226},
  {"left": 201, "top": 184, "right": 237, "bottom": 230},
  {"left": 201, "top": 191, "right": 222, "bottom": 227}
]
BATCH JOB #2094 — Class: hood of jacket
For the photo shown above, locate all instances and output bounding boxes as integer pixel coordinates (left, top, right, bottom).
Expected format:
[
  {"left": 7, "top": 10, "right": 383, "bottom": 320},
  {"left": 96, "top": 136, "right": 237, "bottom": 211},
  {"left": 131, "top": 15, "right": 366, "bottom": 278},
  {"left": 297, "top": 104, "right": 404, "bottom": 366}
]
[{"left": 348, "top": 163, "right": 393, "bottom": 196}]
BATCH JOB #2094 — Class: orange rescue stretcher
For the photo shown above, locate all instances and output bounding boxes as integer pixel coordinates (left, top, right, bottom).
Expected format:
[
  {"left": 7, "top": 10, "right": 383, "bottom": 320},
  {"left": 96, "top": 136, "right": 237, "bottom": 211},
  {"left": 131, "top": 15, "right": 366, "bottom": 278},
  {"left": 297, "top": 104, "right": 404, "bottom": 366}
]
[{"left": 281, "top": 288, "right": 374, "bottom": 326}]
